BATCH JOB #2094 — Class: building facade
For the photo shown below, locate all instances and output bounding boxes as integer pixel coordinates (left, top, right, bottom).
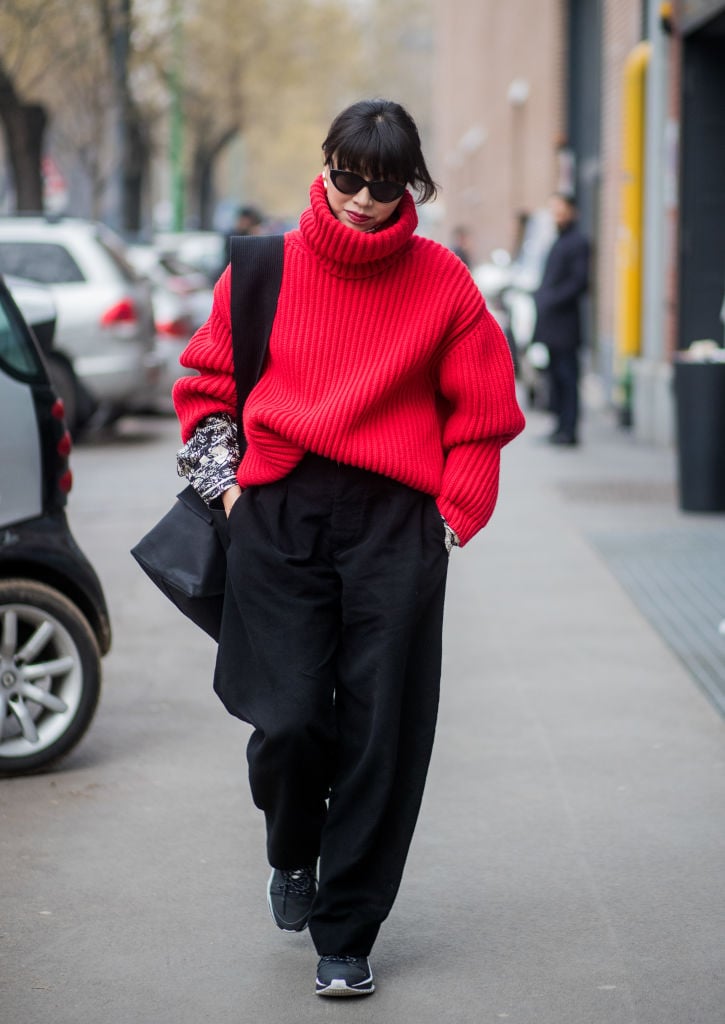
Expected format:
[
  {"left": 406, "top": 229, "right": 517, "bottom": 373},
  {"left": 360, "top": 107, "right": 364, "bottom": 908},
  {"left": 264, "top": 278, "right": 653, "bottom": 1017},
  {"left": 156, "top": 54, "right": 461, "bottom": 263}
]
[
  {"left": 433, "top": 0, "right": 725, "bottom": 445},
  {"left": 431, "top": 0, "right": 565, "bottom": 263}
]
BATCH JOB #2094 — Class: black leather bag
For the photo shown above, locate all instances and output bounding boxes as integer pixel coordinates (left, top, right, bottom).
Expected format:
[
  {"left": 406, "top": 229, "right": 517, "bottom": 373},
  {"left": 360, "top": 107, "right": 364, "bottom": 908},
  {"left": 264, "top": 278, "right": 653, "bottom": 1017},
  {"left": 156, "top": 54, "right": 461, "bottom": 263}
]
[
  {"left": 131, "top": 484, "right": 227, "bottom": 639},
  {"left": 130, "top": 234, "right": 284, "bottom": 640}
]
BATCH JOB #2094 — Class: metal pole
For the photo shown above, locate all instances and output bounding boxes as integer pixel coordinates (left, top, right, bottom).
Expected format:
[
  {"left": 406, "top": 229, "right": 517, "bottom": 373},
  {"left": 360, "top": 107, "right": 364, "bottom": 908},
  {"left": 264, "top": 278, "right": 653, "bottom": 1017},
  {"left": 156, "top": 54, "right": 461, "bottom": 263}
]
[
  {"left": 641, "top": 0, "right": 668, "bottom": 361},
  {"left": 170, "top": 0, "right": 185, "bottom": 231}
]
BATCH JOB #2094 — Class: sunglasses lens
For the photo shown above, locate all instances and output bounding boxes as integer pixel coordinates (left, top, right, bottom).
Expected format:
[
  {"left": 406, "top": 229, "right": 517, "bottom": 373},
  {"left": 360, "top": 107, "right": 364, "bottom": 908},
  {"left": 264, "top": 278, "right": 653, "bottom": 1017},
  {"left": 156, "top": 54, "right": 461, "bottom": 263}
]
[
  {"left": 369, "top": 182, "right": 405, "bottom": 203},
  {"left": 331, "top": 171, "right": 365, "bottom": 195},
  {"left": 330, "top": 169, "right": 405, "bottom": 203}
]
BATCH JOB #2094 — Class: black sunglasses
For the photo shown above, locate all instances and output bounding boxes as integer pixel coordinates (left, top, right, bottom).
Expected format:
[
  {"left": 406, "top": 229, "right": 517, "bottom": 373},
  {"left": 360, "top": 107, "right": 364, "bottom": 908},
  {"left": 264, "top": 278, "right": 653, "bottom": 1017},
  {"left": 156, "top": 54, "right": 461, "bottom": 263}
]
[{"left": 328, "top": 168, "right": 406, "bottom": 204}]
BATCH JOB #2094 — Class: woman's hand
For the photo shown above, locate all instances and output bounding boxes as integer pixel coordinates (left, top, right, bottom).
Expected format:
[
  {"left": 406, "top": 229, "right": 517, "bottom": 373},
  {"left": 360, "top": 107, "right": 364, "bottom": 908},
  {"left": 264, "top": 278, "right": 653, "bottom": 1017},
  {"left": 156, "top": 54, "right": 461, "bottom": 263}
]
[{"left": 222, "top": 484, "right": 242, "bottom": 518}]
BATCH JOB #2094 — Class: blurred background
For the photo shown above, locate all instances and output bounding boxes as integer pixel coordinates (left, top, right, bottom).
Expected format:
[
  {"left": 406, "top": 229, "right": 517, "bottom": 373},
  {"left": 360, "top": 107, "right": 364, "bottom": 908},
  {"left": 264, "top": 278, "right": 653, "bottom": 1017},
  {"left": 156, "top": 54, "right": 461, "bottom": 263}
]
[{"left": 0, "top": 0, "right": 724, "bottom": 441}]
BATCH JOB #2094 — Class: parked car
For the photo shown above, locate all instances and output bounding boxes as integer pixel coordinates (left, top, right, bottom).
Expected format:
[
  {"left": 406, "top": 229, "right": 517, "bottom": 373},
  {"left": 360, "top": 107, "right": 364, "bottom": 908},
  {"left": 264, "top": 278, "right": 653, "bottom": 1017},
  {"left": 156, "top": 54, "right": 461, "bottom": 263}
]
[
  {"left": 0, "top": 275, "right": 111, "bottom": 774},
  {"left": 5, "top": 274, "right": 57, "bottom": 352},
  {"left": 126, "top": 245, "right": 213, "bottom": 410},
  {"left": 0, "top": 217, "right": 161, "bottom": 432},
  {"left": 152, "top": 230, "right": 226, "bottom": 285}
]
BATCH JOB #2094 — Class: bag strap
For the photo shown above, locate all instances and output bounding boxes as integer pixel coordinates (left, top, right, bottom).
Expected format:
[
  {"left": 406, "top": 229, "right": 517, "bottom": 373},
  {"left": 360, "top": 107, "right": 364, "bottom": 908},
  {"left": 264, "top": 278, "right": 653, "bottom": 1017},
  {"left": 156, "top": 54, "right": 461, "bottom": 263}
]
[{"left": 229, "top": 234, "right": 284, "bottom": 454}]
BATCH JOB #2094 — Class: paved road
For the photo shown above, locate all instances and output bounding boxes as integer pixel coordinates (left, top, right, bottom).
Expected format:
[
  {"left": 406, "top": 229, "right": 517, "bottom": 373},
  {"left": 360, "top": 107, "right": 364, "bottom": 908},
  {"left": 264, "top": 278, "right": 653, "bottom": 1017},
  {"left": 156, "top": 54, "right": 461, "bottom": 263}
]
[{"left": 2, "top": 409, "right": 723, "bottom": 1023}]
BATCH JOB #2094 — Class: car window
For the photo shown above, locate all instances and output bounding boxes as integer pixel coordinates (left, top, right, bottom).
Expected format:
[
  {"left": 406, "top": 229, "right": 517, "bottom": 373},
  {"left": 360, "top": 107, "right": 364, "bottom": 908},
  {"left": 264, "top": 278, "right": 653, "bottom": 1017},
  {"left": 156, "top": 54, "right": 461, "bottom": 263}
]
[
  {"left": 0, "top": 241, "right": 85, "bottom": 284},
  {"left": 158, "top": 254, "right": 197, "bottom": 276},
  {"left": 0, "top": 286, "right": 45, "bottom": 381},
  {"left": 94, "top": 225, "right": 139, "bottom": 284}
]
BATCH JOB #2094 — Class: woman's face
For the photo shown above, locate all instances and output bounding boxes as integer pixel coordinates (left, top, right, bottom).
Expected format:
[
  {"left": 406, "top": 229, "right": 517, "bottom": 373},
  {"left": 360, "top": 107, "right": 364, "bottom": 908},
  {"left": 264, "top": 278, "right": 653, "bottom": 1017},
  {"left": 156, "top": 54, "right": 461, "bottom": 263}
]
[{"left": 324, "top": 164, "right": 405, "bottom": 233}]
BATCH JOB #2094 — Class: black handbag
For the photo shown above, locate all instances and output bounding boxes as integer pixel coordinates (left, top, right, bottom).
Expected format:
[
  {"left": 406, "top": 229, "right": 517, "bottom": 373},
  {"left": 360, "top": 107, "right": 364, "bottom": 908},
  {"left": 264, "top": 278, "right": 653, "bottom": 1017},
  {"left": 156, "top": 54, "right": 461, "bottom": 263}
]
[{"left": 130, "top": 234, "right": 284, "bottom": 640}]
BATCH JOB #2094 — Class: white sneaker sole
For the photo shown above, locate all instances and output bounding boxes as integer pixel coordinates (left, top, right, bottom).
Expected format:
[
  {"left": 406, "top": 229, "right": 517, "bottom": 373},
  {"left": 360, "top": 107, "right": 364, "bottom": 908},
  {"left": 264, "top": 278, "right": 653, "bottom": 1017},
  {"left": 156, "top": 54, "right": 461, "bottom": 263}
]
[
  {"left": 315, "top": 964, "right": 375, "bottom": 998},
  {"left": 315, "top": 979, "right": 375, "bottom": 997}
]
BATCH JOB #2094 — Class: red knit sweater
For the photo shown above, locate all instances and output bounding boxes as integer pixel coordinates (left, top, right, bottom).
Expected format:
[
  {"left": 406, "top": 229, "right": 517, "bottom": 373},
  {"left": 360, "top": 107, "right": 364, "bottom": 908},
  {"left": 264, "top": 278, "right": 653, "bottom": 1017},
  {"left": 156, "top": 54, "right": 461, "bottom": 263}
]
[{"left": 173, "top": 177, "right": 525, "bottom": 545}]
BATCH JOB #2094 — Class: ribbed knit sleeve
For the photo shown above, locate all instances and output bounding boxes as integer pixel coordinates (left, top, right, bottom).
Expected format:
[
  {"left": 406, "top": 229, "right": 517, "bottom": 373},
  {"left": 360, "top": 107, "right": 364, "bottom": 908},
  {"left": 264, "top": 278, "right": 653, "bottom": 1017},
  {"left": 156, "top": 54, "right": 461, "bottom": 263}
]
[
  {"left": 431, "top": 270, "right": 525, "bottom": 544},
  {"left": 172, "top": 267, "right": 237, "bottom": 442}
]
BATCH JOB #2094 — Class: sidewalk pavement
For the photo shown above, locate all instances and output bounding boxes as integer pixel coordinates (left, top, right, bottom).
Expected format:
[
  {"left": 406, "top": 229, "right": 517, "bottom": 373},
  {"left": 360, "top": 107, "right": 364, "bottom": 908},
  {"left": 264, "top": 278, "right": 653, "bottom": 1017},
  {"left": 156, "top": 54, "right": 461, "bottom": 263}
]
[
  {"left": 188, "top": 394, "right": 725, "bottom": 1024},
  {"left": 4, "top": 400, "right": 724, "bottom": 1024},
  {"left": 408, "top": 394, "right": 724, "bottom": 1024}
]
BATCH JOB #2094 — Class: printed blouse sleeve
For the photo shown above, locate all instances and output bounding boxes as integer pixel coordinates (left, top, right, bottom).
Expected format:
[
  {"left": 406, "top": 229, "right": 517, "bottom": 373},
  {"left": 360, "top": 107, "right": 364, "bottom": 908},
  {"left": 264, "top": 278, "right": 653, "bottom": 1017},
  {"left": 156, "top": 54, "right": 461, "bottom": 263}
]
[
  {"left": 176, "top": 413, "right": 240, "bottom": 502},
  {"left": 440, "top": 516, "right": 460, "bottom": 552}
]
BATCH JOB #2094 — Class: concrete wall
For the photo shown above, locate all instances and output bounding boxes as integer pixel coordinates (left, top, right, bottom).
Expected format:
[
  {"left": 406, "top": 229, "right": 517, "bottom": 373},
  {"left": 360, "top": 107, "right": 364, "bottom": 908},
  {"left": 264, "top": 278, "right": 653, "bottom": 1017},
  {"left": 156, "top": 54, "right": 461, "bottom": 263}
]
[{"left": 431, "top": 0, "right": 565, "bottom": 263}]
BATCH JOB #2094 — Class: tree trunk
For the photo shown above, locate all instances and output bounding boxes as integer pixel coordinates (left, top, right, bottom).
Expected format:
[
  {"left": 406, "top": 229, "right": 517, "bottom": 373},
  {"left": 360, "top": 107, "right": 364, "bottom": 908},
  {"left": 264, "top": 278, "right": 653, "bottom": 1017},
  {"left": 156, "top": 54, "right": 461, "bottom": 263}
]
[
  {"left": 100, "top": 0, "right": 149, "bottom": 234},
  {"left": 190, "top": 129, "right": 238, "bottom": 229},
  {"left": 0, "top": 62, "right": 47, "bottom": 212},
  {"left": 121, "top": 102, "right": 149, "bottom": 234},
  {"left": 192, "top": 147, "right": 216, "bottom": 229}
]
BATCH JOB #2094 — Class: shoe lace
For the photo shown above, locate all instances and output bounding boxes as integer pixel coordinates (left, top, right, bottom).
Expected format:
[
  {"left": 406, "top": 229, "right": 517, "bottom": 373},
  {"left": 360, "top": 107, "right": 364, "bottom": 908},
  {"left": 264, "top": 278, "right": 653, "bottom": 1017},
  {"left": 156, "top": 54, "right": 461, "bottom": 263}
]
[
  {"left": 319, "top": 955, "right": 364, "bottom": 965},
  {"left": 281, "top": 866, "right": 316, "bottom": 896}
]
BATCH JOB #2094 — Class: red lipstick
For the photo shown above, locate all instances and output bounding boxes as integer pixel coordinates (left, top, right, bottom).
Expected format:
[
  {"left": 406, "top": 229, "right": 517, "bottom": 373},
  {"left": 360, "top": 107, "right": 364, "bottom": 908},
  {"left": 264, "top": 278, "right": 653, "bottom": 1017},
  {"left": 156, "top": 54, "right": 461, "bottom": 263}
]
[{"left": 347, "top": 210, "right": 372, "bottom": 226}]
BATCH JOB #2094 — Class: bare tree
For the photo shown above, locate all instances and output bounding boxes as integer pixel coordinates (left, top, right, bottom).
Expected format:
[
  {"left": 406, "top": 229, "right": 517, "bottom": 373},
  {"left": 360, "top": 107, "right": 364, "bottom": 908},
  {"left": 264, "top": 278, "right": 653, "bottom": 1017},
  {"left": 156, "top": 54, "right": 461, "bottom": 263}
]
[
  {"left": 0, "top": 0, "right": 431, "bottom": 228},
  {"left": 171, "top": 0, "right": 264, "bottom": 228},
  {"left": 177, "top": 0, "right": 366, "bottom": 225},
  {"left": 45, "top": 5, "right": 114, "bottom": 218},
  {"left": 95, "top": 0, "right": 152, "bottom": 232},
  {"left": 0, "top": 0, "right": 72, "bottom": 210},
  {"left": 0, "top": 0, "right": 125, "bottom": 217},
  {"left": 0, "top": 57, "right": 46, "bottom": 210}
]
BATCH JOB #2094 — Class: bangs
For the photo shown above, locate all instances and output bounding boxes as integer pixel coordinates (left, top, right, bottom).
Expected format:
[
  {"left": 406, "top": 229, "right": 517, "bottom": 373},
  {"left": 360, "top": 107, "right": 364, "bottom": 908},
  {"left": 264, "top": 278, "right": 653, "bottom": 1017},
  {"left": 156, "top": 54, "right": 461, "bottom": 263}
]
[
  {"left": 329, "top": 123, "right": 413, "bottom": 184},
  {"left": 322, "top": 99, "right": 438, "bottom": 203}
]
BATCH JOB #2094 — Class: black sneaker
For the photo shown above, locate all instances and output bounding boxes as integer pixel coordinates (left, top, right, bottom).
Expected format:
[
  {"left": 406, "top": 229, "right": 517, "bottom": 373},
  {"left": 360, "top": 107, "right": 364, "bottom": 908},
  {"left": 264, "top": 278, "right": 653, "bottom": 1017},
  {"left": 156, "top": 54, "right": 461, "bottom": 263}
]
[
  {"left": 315, "top": 956, "right": 375, "bottom": 997},
  {"left": 267, "top": 866, "right": 317, "bottom": 932}
]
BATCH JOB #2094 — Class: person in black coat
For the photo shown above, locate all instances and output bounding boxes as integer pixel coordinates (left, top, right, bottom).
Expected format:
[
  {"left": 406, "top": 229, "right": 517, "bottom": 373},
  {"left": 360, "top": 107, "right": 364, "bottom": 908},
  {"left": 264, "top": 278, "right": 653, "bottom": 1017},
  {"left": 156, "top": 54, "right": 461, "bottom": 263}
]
[{"left": 533, "top": 194, "right": 590, "bottom": 445}]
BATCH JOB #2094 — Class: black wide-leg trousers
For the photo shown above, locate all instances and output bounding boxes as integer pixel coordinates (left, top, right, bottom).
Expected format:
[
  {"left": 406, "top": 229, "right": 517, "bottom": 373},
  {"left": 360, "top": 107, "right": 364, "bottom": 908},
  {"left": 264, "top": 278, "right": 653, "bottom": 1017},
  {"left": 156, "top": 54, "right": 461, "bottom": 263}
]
[{"left": 213, "top": 454, "right": 449, "bottom": 956}]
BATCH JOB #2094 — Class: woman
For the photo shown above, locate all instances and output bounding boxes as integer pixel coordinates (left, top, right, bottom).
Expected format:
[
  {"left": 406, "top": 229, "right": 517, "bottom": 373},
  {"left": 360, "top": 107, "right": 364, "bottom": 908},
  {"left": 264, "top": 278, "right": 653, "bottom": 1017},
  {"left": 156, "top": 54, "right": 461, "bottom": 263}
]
[{"left": 173, "top": 98, "right": 525, "bottom": 998}]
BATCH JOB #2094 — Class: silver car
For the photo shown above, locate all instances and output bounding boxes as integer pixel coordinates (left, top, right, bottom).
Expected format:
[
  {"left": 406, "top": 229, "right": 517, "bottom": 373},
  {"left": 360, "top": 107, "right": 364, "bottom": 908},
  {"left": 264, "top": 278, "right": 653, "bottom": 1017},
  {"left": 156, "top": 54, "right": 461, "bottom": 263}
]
[
  {"left": 0, "top": 217, "right": 161, "bottom": 432},
  {"left": 126, "top": 244, "right": 213, "bottom": 411}
]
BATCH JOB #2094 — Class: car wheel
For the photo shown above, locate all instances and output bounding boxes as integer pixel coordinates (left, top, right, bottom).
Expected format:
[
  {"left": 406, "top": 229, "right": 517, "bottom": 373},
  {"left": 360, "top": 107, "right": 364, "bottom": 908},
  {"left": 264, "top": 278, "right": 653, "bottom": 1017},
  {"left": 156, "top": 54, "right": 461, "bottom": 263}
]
[
  {"left": 0, "top": 580, "right": 101, "bottom": 775},
  {"left": 46, "top": 355, "right": 79, "bottom": 434}
]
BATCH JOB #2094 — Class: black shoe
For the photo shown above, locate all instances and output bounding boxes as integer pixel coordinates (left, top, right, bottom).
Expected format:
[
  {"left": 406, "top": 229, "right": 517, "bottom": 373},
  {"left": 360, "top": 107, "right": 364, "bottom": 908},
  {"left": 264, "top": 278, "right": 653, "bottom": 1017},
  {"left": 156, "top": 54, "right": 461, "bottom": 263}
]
[
  {"left": 315, "top": 956, "right": 375, "bottom": 997},
  {"left": 267, "top": 866, "right": 317, "bottom": 932},
  {"left": 548, "top": 431, "right": 578, "bottom": 446}
]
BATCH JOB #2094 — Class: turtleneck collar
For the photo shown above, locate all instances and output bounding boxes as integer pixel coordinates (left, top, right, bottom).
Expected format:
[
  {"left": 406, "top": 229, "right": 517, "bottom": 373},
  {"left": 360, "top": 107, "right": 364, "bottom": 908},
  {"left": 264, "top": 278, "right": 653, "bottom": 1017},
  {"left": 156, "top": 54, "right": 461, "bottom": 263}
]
[{"left": 297, "top": 175, "right": 418, "bottom": 279}]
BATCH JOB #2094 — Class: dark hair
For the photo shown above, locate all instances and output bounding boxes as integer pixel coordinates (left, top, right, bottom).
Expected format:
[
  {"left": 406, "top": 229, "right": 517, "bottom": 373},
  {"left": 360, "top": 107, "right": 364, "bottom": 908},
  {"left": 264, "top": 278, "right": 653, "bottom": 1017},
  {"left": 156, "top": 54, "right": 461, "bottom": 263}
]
[
  {"left": 553, "top": 192, "right": 577, "bottom": 210},
  {"left": 322, "top": 99, "right": 438, "bottom": 204},
  {"left": 237, "top": 205, "right": 263, "bottom": 224}
]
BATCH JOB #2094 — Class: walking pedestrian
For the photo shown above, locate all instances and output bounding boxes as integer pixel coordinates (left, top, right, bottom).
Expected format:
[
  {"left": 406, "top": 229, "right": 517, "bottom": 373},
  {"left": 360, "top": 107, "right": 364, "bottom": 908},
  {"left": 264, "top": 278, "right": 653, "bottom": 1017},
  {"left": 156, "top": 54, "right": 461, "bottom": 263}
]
[
  {"left": 172, "top": 98, "right": 525, "bottom": 998},
  {"left": 533, "top": 193, "right": 590, "bottom": 445}
]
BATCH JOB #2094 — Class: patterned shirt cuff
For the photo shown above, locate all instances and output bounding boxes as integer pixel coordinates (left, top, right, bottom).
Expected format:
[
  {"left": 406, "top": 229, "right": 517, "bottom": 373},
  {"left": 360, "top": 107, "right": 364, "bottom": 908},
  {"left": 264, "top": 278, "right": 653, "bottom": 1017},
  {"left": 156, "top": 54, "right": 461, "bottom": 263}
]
[
  {"left": 176, "top": 413, "right": 240, "bottom": 502},
  {"left": 441, "top": 516, "right": 460, "bottom": 553}
]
